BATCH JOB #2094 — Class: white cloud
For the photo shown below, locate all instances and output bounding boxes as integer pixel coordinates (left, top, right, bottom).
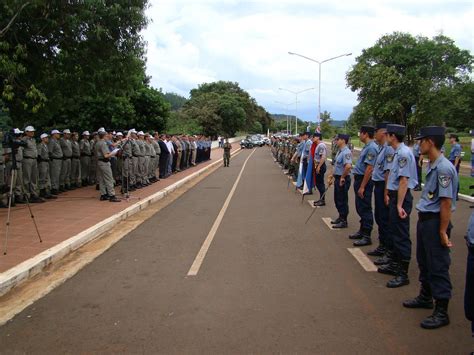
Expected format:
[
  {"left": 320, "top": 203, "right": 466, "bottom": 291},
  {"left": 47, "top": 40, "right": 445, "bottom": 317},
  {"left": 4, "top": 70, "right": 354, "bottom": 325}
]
[{"left": 143, "top": 0, "right": 473, "bottom": 120}]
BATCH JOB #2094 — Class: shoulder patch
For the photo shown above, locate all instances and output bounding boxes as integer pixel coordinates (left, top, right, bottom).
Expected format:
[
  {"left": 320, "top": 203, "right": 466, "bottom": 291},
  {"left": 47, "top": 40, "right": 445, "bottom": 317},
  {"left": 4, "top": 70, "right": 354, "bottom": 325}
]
[
  {"left": 345, "top": 153, "right": 351, "bottom": 160},
  {"left": 438, "top": 175, "right": 452, "bottom": 188},
  {"left": 386, "top": 154, "right": 394, "bottom": 163},
  {"left": 367, "top": 152, "right": 375, "bottom": 161},
  {"left": 398, "top": 157, "right": 407, "bottom": 168}
]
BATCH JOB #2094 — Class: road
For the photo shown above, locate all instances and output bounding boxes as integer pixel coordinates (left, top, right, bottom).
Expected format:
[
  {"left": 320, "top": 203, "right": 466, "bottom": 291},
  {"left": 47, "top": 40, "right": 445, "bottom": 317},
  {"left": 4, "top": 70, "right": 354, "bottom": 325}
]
[{"left": 0, "top": 147, "right": 473, "bottom": 353}]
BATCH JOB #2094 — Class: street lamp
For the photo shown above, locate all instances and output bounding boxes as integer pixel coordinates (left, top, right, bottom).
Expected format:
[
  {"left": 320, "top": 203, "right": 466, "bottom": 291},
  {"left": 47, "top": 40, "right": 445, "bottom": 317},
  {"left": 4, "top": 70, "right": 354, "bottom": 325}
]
[
  {"left": 279, "top": 87, "right": 315, "bottom": 134},
  {"left": 288, "top": 51, "right": 352, "bottom": 125},
  {"left": 275, "top": 100, "right": 297, "bottom": 134}
]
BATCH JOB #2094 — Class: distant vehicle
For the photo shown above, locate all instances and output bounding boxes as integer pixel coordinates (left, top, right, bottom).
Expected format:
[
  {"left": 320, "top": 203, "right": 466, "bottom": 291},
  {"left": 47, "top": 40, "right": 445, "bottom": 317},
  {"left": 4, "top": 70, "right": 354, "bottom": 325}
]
[
  {"left": 248, "top": 135, "right": 265, "bottom": 147},
  {"left": 240, "top": 138, "right": 254, "bottom": 149}
]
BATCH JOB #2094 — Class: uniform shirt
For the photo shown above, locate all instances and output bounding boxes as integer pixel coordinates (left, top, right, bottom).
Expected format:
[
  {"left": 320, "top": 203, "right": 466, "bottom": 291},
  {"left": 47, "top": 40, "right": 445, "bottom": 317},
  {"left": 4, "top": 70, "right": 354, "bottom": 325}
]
[
  {"left": 353, "top": 140, "right": 377, "bottom": 175},
  {"left": 79, "top": 139, "right": 91, "bottom": 156},
  {"left": 71, "top": 141, "right": 80, "bottom": 158},
  {"left": 152, "top": 139, "right": 161, "bottom": 156},
  {"left": 223, "top": 142, "right": 232, "bottom": 152},
  {"left": 448, "top": 143, "right": 461, "bottom": 162},
  {"left": 121, "top": 139, "right": 132, "bottom": 158},
  {"left": 38, "top": 142, "right": 49, "bottom": 161},
  {"left": 412, "top": 143, "right": 420, "bottom": 158},
  {"left": 467, "top": 213, "right": 474, "bottom": 247},
  {"left": 137, "top": 139, "right": 146, "bottom": 155},
  {"left": 95, "top": 140, "right": 109, "bottom": 159},
  {"left": 372, "top": 143, "right": 394, "bottom": 182},
  {"left": 48, "top": 138, "right": 63, "bottom": 159},
  {"left": 334, "top": 145, "right": 352, "bottom": 176},
  {"left": 314, "top": 142, "right": 327, "bottom": 163},
  {"left": 22, "top": 136, "right": 38, "bottom": 159},
  {"left": 416, "top": 154, "right": 458, "bottom": 213},
  {"left": 131, "top": 139, "right": 141, "bottom": 157},
  {"left": 387, "top": 143, "right": 418, "bottom": 191},
  {"left": 302, "top": 139, "right": 312, "bottom": 159},
  {"left": 60, "top": 138, "right": 72, "bottom": 158}
]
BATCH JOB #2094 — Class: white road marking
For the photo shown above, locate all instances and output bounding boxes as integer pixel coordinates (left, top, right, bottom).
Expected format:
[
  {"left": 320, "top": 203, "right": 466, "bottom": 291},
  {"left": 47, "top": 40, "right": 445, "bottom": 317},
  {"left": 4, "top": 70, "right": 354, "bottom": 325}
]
[
  {"left": 308, "top": 200, "right": 322, "bottom": 209},
  {"left": 187, "top": 149, "right": 257, "bottom": 276},
  {"left": 322, "top": 217, "right": 336, "bottom": 230},
  {"left": 347, "top": 248, "right": 378, "bottom": 272}
]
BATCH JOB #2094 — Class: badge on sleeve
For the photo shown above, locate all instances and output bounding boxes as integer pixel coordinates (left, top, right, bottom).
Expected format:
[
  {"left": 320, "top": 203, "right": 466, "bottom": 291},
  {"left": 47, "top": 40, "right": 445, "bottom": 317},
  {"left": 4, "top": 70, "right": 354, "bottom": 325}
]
[
  {"left": 367, "top": 153, "right": 375, "bottom": 161},
  {"left": 386, "top": 154, "right": 394, "bottom": 163},
  {"left": 345, "top": 153, "right": 351, "bottom": 160},
  {"left": 398, "top": 157, "right": 407, "bottom": 168},
  {"left": 438, "top": 175, "right": 452, "bottom": 188}
]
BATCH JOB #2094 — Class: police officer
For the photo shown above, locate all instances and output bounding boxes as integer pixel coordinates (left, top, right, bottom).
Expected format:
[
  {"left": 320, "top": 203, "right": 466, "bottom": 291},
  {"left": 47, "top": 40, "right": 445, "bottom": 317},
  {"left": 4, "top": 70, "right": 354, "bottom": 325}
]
[
  {"left": 383, "top": 124, "right": 418, "bottom": 288},
  {"left": 95, "top": 128, "right": 120, "bottom": 202},
  {"left": 349, "top": 126, "right": 378, "bottom": 246},
  {"left": 368, "top": 122, "right": 394, "bottom": 258},
  {"left": 328, "top": 133, "right": 352, "bottom": 229},
  {"left": 22, "top": 126, "right": 44, "bottom": 203},
  {"left": 80, "top": 131, "right": 92, "bottom": 186},
  {"left": 403, "top": 126, "right": 457, "bottom": 329},
  {"left": 151, "top": 133, "right": 161, "bottom": 181},
  {"left": 448, "top": 134, "right": 461, "bottom": 200},
  {"left": 59, "top": 129, "right": 73, "bottom": 191},
  {"left": 465, "top": 212, "right": 474, "bottom": 336},
  {"left": 412, "top": 141, "right": 422, "bottom": 191},
  {"left": 37, "top": 133, "right": 56, "bottom": 199},
  {"left": 70, "top": 132, "right": 81, "bottom": 189},
  {"left": 48, "top": 129, "right": 63, "bottom": 195},
  {"left": 223, "top": 138, "right": 232, "bottom": 167},
  {"left": 313, "top": 132, "right": 327, "bottom": 206},
  {"left": 296, "top": 132, "right": 311, "bottom": 189}
]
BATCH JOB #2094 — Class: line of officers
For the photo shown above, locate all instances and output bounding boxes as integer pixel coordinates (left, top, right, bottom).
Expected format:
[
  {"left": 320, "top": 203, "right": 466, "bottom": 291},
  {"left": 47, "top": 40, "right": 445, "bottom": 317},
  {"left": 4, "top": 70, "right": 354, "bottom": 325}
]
[
  {"left": 0, "top": 126, "right": 212, "bottom": 205},
  {"left": 272, "top": 123, "right": 472, "bottom": 332}
]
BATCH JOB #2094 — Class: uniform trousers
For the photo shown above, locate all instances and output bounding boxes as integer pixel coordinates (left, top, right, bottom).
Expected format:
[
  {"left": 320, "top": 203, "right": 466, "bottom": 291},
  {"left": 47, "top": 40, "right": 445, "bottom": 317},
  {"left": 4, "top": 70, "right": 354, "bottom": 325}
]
[
  {"left": 388, "top": 190, "right": 413, "bottom": 261},
  {"left": 334, "top": 175, "right": 351, "bottom": 220},
  {"left": 373, "top": 180, "right": 390, "bottom": 246},
  {"left": 353, "top": 174, "right": 374, "bottom": 233}
]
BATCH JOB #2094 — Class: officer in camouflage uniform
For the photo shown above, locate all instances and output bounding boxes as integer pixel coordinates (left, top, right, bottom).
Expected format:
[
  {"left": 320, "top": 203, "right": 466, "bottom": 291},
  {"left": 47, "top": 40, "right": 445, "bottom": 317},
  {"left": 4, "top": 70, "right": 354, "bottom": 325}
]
[
  {"left": 0, "top": 130, "right": 6, "bottom": 207},
  {"left": 59, "top": 129, "right": 73, "bottom": 191},
  {"left": 137, "top": 131, "right": 148, "bottom": 186},
  {"left": 95, "top": 128, "right": 120, "bottom": 202},
  {"left": 71, "top": 132, "right": 81, "bottom": 188},
  {"left": 37, "top": 133, "right": 56, "bottom": 199},
  {"left": 80, "top": 131, "right": 91, "bottom": 186},
  {"left": 21, "top": 126, "right": 44, "bottom": 202},
  {"left": 89, "top": 132, "right": 98, "bottom": 185},
  {"left": 223, "top": 138, "right": 232, "bottom": 167},
  {"left": 48, "top": 129, "right": 63, "bottom": 195}
]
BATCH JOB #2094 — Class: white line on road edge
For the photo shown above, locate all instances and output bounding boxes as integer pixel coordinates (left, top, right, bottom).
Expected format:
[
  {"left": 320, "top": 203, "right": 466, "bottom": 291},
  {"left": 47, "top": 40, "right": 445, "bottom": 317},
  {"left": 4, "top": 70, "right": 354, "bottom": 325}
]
[
  {"left": 187, "top": 149, "right": 257, "bottom": 276},
  {"left": 322, "top": 217, "right": 336, "bottom": 230},
  {"left": 347, "top": 248, "right": 378, "bottom": 272}
]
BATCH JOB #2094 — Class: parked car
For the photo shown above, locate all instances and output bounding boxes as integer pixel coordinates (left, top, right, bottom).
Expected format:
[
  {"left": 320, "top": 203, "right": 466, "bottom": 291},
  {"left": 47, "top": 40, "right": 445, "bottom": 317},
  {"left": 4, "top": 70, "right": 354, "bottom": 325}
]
[{"left": 240, "top": 138, "right": 254, "bottom": 149}]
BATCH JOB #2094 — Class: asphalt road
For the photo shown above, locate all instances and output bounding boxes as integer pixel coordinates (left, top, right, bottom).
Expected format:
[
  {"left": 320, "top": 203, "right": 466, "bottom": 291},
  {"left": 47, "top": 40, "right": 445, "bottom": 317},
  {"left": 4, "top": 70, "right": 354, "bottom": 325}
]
[{"left": 0, "top": 147, "right": 473, "bottom": 354}]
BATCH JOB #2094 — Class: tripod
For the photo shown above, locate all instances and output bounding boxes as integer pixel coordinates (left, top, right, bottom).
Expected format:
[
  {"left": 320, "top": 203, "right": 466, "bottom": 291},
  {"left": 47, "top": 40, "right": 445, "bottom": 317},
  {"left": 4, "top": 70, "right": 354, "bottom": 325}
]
[{"left": 3, "top": 155, "right": 43, "bottom": 255}]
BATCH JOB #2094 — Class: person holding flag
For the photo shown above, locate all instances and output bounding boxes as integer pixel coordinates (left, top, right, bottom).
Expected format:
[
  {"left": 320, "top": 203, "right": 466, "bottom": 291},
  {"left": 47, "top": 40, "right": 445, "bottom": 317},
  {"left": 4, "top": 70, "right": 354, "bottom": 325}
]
[
  {"left": 302, "top": 134, "right": 318, "bottom": 195},
  {"left": 296, "top": 132, "right": 311, "bottom": 190},
  {"left": 313, "top": 132, "right": 327, "bottom": 206}
]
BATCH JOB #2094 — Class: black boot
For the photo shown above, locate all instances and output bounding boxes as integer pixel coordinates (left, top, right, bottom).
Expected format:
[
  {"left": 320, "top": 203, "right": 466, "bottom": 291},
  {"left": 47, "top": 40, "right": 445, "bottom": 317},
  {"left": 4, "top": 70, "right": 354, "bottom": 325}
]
[
  {"left": 100, "top": 195, "right": 109, "bottom": 201},
  {"left": 374, "top": 250, "right": 393, "bottom": 265},
  {"left": 353, "top": 228, "right": 372, "bottom": 246},
  {"left": 39, "top": 189, "right": 47, "bottom": 198},
  {"left": 349, "top": 229, "right": 363, "bottom": 239},
  {"left": 403, "top": 284, "right": 434, "bottom": 309},
  {"left": 331, "top": 217, "right": 342, "bottom": 224},
  {"left": 387, "top": 260, "right": 410, "bottom": 288},
  {"left": 109, "top": 195, "right": 121, "bottom": 202},
  {"left": 51, "top": 189, "right": 59, "bottom": 195},
  {"left": 368, "top": 244, "right": 386, "bottom": 257},
  {"left": 420, "top": 299, "right": 450, "bottom": 329},
  {"left": 333, "top": 219, "right": 348, "bottom": 229}
]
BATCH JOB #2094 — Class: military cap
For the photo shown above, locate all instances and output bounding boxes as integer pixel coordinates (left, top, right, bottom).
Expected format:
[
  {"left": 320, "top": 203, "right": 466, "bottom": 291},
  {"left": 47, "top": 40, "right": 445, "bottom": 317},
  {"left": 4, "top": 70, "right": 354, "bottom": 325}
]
[
  {"left": 415, "top": 126, "right": 446, "bottom": 140},
  {"left": 116, "top": 132, "right": 123, "bottom": 137},
  {"left": 375, "top": 122, "right": 390, "bottom": 130},
  {"left": 82, "top": 131, "right": 90, "bottom": 136},
  {"left": 98, "top": 127, "right": 106, "bottom": 133},
  {"left": 51, "top": 129, "right": 60, "bottom": 135},
  {"left": 359, "top": 125, "right": 375, "bottom": 134},
  {"left": 138, "top": 131, "right": 145, "bottom": 136},
  {"left": 336, "top": 133, "right": 350, "bottom": 141},
  {"left": 40, "top": 133, "right": 48, "bottom": 139},
  {"left": 386, "top": 124, "right": 406, "bottom": 135},
  {"left": 25, "top": 125, "right": 35, "bottom": 132},
  {"left": 13, "top": 128, "right": 24, "bottom": 134},
  {"left": 63, "top": 128, "right": 71, "bottom": 134}
]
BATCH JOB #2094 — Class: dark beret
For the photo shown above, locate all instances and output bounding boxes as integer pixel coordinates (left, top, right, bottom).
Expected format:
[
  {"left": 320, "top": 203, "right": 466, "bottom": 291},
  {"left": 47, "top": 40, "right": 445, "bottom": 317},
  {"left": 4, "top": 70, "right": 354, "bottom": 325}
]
[
  {"left": 387, "top": 124, "right": 406, "bottom": 135},
  {"left": 415, "top": 126, "right": 446, "bottom": 140}
]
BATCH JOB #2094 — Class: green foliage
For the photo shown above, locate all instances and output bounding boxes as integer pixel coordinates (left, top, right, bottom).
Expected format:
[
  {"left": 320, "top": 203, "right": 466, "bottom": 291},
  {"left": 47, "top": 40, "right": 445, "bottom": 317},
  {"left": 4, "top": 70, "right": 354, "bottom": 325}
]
[
  {"left": 166, "top": 110, "right": 202, "bottom": 135},
  {"left": 163, "top": 92, "right": 188, "bottom": 111},
  {"left": 346, "top": 32, "right": 473, "bottom": 138}
]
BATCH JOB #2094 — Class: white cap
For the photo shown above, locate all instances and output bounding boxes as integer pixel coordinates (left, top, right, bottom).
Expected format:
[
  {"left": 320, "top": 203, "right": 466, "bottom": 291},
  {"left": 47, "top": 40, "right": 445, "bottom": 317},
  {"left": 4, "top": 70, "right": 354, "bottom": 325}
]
[
  {"left": 40, "top": 133, "right": 49, "bottom": 139},
  {"left": 116, "top": 132, "right": 123, "bottom": 136},
  {"left": 138, "top": 131, "right": 145, "bottom": 136},
  {"left": 25, "top": 125, "right": 35, "bottom": 132},
  {"left": 51, "top": 129, "right": 60, "bottom": 135},
  {"left": 13, "top": 128, "right": 24, "bottom": 134},
  {"left": 63, "top": 129, "right": 71, "bottom": 134},
  {"left": 82, "top": 131, "right": 90, "bottom": 136},
  {"left": 98, "top": 127, "right": 106, "bottom": 133},
  {"left": 129, "top": 128, "right": 137, "bottom": 134}
]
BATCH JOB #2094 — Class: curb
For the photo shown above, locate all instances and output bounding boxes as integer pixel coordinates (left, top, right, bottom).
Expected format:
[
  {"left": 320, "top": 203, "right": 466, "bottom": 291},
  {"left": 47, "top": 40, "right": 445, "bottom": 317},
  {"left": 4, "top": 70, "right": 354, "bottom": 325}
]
[{"left": 0, "top": 148, "right": 242, "bottom": 297}]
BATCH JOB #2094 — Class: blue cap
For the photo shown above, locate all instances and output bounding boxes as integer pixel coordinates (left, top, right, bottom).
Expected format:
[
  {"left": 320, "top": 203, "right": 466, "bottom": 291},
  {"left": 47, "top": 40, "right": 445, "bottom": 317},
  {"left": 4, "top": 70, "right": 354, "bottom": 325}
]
[
  {"left": 387, "top": 124, "right": 406, "bottom": 136},
  {"left": 415, "top": 126, "right": 446, "bottom": 140},
  {"left": 360, "top": 125, "right": 375, "bottom": 134},
  {"left": 375, "top": 122, "right": 390, "bottom": 130}
]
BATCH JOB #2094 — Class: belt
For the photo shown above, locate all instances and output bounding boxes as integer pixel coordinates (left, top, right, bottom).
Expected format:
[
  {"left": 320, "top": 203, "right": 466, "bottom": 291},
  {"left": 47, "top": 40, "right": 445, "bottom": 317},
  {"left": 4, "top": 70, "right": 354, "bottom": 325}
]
[
  {"left": 23, "top": 157, "right": 37, "bottom": 159},
  {"left": 81, "top": 153, "right": 92, "bottom": 157},
  {"left": 354, "top": 174, "right": 364, "bottom": 179},
  {"left": 418, "top": 212, "right": 440, "bottom": 221},
  {"left": 72, "top": 156, "right": 80, "bottom": 159},
  {"left": 52, "top": 157, "right": 63, "bottom": 160},
  {"left": 63, "top": 157, "right": 72, "bottom": 160},
  {"left": 99, "top": 158, "right": 110, "bottom": 163},
  {"left": 38, "top": 158, "right": 50, "bottom": 162}
]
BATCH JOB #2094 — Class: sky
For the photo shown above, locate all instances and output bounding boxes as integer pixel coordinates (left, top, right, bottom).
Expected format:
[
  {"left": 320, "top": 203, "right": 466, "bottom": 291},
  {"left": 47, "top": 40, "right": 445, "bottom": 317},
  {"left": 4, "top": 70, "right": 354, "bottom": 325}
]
[{"left": 142, "top": 0, "right": 473, "bottom": 122}]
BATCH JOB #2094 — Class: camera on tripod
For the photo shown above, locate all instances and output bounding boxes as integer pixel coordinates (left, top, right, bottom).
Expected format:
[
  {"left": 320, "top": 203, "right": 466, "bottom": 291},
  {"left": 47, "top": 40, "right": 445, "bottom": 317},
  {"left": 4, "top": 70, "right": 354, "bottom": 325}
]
[{"left": 2, "top": 129, "right": 27, "bottom": 150}]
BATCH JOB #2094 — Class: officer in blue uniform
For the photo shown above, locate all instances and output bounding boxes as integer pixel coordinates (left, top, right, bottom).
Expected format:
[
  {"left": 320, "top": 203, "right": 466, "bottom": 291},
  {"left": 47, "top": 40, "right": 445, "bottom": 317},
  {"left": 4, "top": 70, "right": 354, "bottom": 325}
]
[
  {"left": 412, "top": 142, "right": 422, "bottom": 191},
  {"left": 465, "top": 212, "right": 474, "bottom": 336},
  {"left": 381, "top": 124, "right": 418, "bottom": 288},
  {"left": 349, "top": 125, "right": 378, "bottom": 246},
  {"left": 368, "top": 122, "right": 394, "bottom": 257},
  {"left": 403, "top": 126, "right": 458, "bottom": 330},
  {"left": 297, "top": 132, "right": 311, "bottom": 189},
  {"left": 448, "top": 134, "right": 461, "bottom": 199},
  {"left": 328, "top": 133, "right": 352, "bottom": 228},
  {"left": 313, "top": 132, "right": 327, "bottom": 206}
]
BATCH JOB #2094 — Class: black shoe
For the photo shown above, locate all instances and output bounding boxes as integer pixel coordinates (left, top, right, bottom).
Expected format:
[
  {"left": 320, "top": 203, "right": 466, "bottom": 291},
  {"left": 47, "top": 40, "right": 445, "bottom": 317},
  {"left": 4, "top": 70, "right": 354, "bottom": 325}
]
[
  {"left": 59, "top": 186, "right": 66, "bottom": 192},
  {"left": 109, "top": 196, "right": 121, "bottom": 202},
  {"left": 51, "top": 189, "right": 59, "bottom": 195},
  {"left": 374, "top": 253, "right": 392, "bottom": 265},
  {"left": 46, "top": 193, "right": 57, "bottom": 200},
  {"left": 100, "top": 195, "right": 109, "bottom": 201},
  {"left": 333, "top": 220, "right": 348, "bottom": 229},
  {"left": 313, "top": 200, "right": 326, "bottom": 207},
  {"left": 387, "top": 261, "right": 410, "bottom": 288},
  {"left": 353, "top": 236, "right": 372, "bottom": 247},
  {"left": 331, "top": 217, "right": 342, "bottom": 224},
  {"left": 377, "top": 261, "right": 399, "bottom": 276},
  {"left": 349, "top": 230, "right": 363, "bottom": 240},
  {"left": 39, "top": 189, "right": 47, "bottom": 198},
  {"left": 368, "top": 245, "right": 386, "bottom": 257},
  {"left": 420, "top": 300, "right": 450, "bottom": 329},
  {"left": 403, "top": 285, "right": 434, "bottom": 309}
]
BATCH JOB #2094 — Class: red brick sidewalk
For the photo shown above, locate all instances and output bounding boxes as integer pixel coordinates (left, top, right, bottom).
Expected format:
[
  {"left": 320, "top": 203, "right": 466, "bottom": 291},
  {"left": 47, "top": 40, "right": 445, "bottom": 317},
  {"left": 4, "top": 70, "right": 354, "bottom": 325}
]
[{"left": 0, "top": 144, "right": 239, "bottom": 273}]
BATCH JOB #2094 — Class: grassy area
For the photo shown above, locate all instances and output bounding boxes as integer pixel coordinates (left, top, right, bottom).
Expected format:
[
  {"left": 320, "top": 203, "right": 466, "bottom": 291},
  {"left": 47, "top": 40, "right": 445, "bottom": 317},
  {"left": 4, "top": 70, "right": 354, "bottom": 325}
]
[{"left": 422, "top": 172, "right": 473, "bottom": 196}]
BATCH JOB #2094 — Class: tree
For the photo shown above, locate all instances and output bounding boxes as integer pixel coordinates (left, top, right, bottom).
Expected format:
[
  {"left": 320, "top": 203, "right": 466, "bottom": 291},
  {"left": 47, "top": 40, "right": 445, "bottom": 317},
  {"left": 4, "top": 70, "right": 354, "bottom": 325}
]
[
  {"left": 164, "top": 92, "right": 188, "bottom": 111},
  {"left": 346, "top": 32, "right": 473, "bottom": 137}
]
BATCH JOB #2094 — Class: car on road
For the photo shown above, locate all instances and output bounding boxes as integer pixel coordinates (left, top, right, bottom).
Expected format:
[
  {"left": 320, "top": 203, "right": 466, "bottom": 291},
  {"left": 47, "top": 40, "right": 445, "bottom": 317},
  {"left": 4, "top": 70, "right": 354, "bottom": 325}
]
[{"left": 240, "top": 138, "right": 254, "bottom": 149}]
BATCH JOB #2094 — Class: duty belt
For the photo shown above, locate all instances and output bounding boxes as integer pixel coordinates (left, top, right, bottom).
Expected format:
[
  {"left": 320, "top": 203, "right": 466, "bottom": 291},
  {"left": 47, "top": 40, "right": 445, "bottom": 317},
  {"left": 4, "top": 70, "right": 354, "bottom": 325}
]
[
  {"left": 99, "top": 158, "right": 110, "bottom": 163},
  {"left": 52, "top": 157, "right": 63, "bottom": 160},
  {"left": 418, "top": 212, "right": 440, "bottom": 221},
  {"left": 23, "top": 157, "right": 37, "bottom": 159},
  {"left": 38, "top": 158, "right": 50, "bottom": 162},
  {"left": 63, "top": 157, "right": 72, "bottom": 160}
]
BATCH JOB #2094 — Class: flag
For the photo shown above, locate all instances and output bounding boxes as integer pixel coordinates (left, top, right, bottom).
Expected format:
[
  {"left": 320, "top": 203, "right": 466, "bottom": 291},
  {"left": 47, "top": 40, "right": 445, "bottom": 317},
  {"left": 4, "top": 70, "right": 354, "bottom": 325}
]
[
  {"left": 316, "top": 125, "right": 321, "bottom": 133},
  {"left": 302, "top": 141, "right": 318, "bottom": 195}
]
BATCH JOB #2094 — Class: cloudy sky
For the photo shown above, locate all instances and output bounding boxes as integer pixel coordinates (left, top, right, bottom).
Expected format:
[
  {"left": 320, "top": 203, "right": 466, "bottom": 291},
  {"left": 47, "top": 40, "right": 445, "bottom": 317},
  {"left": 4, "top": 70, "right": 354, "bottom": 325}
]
[{"left": 143, "top": 0, "right": 473, "bottom": 122}]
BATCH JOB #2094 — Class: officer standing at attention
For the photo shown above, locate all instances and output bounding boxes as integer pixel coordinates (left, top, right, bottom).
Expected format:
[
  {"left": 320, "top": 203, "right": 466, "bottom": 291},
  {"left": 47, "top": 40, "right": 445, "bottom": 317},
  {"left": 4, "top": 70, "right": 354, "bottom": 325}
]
[
  {"left": 313, "top": 132, "right": 327, "bottom": 207},
  {"left": 22, "top": 126, "right": 44, "bottom": 203},
  {"left": 447, "top": 134, "right": 461, "bottom": 200},
  {"left": 384, "top": 124, "right": 418, "bottom": 288},
  {"left": 223, "top": 138, "right": 232, "bottom": 167},
  {"left": 328, "top": 133, "right": 352, "bottom": 229},
  {"left": 412, "top": 141, "right": 422, "bottom": 191},
  {"left": 368, "top": 122, "right": 394, "bottom": 258},
  {"left": 37, "top": 133, "right": 56, "bottom": 199},
  {"left": 95, "top": 128, "right": 120, "bottom": 202},
  {"left": 70, "top": 132, "right": 81, "bottom": 189},
  {"left": 465, "top": 212, "right": 474, "bottom": 337},
  {"left": 59, "top": 129, "right": 73, "bottom": 191},
  {"left": 403, "top": 126, "right": 457, "bottom": 329},
  {"left": 349, "top": 125, "right": 378, "bottom": 246},
  {"left": 80, "top": 131, "right": 92, "bottom": 186},
  {"left": 48, "top": 129, "right": 63, "bottom": 195}
]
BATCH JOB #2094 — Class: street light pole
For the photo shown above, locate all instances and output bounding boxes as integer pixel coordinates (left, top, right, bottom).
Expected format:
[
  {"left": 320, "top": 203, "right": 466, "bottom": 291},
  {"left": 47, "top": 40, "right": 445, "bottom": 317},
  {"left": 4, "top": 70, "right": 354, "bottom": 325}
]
[
  {"left": 288, "top": 51, "right": 352, "bottom": 124},
  {"left": 279, "top": 87, "right": 315, "bottom": 134},
  {"left": 275, "top": 100, "right": 298, "bottom": 135}
]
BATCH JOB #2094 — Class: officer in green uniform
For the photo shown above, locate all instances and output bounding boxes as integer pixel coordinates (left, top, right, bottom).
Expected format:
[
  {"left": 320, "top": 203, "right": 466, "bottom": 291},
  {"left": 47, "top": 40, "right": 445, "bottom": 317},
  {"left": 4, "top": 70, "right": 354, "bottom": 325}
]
[
  {"left": 223, "top": 138, "right": 232, "bottom": 167},
  {"left": 71, "top": 132, "right": 81, "bottom": 188},
  {"left": 59, "top": 129, "right": 73, "bottom": 191},
  {"left": 21, "top": 126, "right": 44, "bottom": 203},
  {"left": 37, "top": 133, "right": 56, "bottom": 199},
  {"left": 95, "top": 128, "right": 120, "bottom": 202},
  {"left": 48, "top": 129, "right": 63, "bottom": 195},
  {"left": 80, "top": 131, "right": 92, "bottom": 186}
]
